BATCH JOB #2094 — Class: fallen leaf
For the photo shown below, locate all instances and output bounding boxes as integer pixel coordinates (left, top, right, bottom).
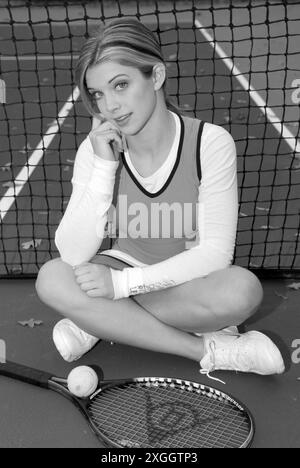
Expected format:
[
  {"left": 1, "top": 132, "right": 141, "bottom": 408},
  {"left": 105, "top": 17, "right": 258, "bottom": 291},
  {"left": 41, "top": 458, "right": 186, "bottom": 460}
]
[
  {"left": 19, "top": 143, "right": 33, "bottom": 154},
  {"left": 21, "top": 239, "right": 42, "bottom": 250},
  {"left": 0, "top": 163, "right": 11, "bottom": 172},
  {"left": 10, "top": 266, "right": 22, "bottom": 274},
  {"left": 2, "top": 181, "right": 12, "bottom": 188},
  {"left": 287, "top": 282, "right": 300, "bottom": 291},
  {"left": 274, "top": 290, "right": 288, "bottom": 300},
  {"left": 260, "top": 225, "right": 281, "bottom": 230},
  {"left": 236, "top": 112, "right": 246, "bottom": 121},
  {"left": 2, "top": 181, "right": 23, "bottom": 188},
  {"left": 18, "top": 319, "right": 43, "bottom": 328}
]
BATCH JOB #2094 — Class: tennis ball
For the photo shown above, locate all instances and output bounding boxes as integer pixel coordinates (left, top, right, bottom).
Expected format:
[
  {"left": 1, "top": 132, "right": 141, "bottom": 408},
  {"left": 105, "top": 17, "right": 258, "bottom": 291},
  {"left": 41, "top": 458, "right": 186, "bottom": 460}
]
[{"left": 67, "top": 365, "right": 98, "bottom": 398}]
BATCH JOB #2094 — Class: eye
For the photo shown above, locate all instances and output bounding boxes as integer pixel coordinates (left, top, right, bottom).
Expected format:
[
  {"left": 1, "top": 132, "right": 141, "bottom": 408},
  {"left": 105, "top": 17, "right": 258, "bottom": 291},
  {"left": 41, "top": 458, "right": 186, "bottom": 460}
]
[
  {"left": 91, "top": 91, "right": 103, "bottom": 100},
  {"left": 115, "top": 81, "right": 128, "bottom": 90}
]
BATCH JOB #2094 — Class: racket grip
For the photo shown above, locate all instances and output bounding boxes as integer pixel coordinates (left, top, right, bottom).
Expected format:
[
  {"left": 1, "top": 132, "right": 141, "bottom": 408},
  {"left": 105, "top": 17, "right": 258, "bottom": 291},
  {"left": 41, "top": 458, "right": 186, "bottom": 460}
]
[{"left": 0, "top": 361, "right": 53, "bottom": 388}]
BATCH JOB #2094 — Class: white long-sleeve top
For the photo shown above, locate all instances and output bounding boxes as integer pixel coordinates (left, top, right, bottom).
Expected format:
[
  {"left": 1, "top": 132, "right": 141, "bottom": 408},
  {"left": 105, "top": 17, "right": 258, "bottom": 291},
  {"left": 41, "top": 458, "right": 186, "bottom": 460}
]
[{"left": 55, "top": 112, "right": 238, "bottom": 299}]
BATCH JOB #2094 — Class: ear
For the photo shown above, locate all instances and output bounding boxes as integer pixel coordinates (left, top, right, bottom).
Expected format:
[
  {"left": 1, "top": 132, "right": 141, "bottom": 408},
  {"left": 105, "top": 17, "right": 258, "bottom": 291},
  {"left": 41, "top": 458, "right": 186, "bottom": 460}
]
[{"left": 152, "top": 63, "right": 166, "bottom": 91}]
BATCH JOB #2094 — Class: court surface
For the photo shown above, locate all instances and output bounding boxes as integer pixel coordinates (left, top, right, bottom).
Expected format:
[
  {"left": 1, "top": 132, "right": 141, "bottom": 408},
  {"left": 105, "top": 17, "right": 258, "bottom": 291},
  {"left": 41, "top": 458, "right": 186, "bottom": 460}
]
[
  {"left": 0, "top": 277, "right": 299, "bottom": 448},
  {"left": 0, "top": 0, "right": 300, "bottom": 448}
]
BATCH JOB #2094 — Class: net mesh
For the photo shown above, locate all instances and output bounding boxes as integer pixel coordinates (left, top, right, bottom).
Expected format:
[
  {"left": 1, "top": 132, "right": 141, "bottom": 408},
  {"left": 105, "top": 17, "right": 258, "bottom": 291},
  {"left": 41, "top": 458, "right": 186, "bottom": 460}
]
[{"left": 0, "top": 0, "right": 299, "bottom": 277}]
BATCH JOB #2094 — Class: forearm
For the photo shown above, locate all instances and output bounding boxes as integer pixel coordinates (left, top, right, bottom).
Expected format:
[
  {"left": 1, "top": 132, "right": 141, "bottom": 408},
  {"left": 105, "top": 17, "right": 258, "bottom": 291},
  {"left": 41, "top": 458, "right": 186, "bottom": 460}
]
[
  {"left": 55, "top": 138, "right": 119, "bottom": 266},
  {"left": 110, "top": 237, "right": 236, "bottom": 300},
  {"left": 55, "top": 189, "right": 113, "bottom": 267}
]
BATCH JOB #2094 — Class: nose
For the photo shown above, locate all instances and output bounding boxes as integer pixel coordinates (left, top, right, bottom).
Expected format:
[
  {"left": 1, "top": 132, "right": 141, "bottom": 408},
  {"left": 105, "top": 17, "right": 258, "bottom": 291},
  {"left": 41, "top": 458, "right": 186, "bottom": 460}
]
[{"left": 104, "top": 93, "right": 120, "bottom": 114}]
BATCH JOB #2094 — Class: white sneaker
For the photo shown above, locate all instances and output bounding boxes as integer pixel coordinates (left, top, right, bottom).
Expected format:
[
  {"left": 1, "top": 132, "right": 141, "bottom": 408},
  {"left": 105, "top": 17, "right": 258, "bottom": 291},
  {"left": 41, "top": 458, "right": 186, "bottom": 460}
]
[
  {"left": 200, "top": 330, "right": 285, "bottom": 382},
  {"left": 52, "top": 319, "right": 100, "bottom": 362}
]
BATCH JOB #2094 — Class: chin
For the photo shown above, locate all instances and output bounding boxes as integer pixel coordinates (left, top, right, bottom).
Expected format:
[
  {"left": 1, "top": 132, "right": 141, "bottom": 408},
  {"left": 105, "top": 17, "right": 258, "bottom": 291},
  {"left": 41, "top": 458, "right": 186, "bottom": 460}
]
[
  {"left": 122, "top": 122, "right": 141, "bottom": 136},
  {"left": 130, "top": 114, "right": 152, "bottom": 136}
]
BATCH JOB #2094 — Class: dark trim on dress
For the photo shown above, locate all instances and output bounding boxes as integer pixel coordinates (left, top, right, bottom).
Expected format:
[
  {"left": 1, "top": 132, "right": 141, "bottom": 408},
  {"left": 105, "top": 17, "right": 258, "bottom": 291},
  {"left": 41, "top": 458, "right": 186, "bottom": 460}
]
[
  {"left": 196, "top": 120, "right": 205, "bottom": 183},
  {"left": 121, "top": 113, "right": 185, "bottom": 198}
]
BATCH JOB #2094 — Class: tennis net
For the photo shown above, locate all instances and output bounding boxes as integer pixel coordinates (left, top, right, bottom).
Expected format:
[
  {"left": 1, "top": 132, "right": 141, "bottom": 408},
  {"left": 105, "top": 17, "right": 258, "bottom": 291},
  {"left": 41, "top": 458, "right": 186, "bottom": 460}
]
[{"left": 0, "top": 0, "right": 299, "bottom": 278}]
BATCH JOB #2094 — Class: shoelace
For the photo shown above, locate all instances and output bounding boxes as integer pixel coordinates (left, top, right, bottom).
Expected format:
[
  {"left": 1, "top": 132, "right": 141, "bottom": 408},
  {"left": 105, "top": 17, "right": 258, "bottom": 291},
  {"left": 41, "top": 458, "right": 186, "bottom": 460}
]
[{"left": 199, "top": 341, "right": 226, "bottom": 385}]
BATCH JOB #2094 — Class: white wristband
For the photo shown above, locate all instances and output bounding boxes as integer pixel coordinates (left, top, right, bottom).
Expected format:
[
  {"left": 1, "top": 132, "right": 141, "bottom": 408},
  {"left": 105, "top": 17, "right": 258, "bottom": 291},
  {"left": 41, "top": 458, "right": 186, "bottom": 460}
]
[
  {"left": 110, "top": 268, "right": 130, "bottom": 300},
  {"left": 110, "top": 267, "right": 145, "bottom": 300}
]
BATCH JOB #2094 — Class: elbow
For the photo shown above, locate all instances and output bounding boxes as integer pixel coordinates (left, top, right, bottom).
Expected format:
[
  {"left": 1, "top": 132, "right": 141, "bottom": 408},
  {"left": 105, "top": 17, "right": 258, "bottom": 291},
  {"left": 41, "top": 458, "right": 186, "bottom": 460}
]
[
  {"left": 204, "top": 241, "right": 234, "bottom": 271},
  {"left": 54, "top": 230, "right": 96, "bottom": 267},
  {"left": 54, "top": 231, "right": 74, "bottom": 267},
  {"left": 54, "top": 230, "right": 63, "bottom": 257}
]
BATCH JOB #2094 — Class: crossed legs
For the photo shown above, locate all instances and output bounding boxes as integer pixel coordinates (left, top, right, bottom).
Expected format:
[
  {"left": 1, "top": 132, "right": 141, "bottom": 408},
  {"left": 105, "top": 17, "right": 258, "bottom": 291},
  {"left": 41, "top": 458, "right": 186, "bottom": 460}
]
[{"left": 35, "top": 257, "right": 263, "bottom": 362}]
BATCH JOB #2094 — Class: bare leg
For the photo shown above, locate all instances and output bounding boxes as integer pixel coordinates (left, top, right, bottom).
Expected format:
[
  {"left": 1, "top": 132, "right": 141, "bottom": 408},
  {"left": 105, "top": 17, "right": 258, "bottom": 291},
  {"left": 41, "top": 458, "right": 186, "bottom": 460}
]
[
  {"left": 36, "top": 258, "right": 205, "bottom": 362},
  {"left": 90, "top": 254, "right": 263, "bottom": 333},
  {"left": 132, "top": 265, "right": 263, "bottom": 333}
]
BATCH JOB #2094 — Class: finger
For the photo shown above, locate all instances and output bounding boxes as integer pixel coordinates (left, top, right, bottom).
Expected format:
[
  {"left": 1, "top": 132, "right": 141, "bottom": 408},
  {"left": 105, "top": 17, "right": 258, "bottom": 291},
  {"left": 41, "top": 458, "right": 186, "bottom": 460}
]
[
  {"left": 93, "top": 131, "right": 123, "bottom": 153},
  {"left": 75, "top": 273, "right": 93, "bottom": 285},
  {"left": 73, "top": 261, "right": 90, "bottom": 269},
  {"left": 86, "top": 289, "right": 104, "bottom": 298},
  {"left": 74, "top": 267, "right": 91, "bottom": 277},
  {"left": 111, "top": 138, "right": 124, "bottom": 155},
  {"left": 93, "top": 120, "right": 120, "bottom": 133},
  {"left": 91, "top": 129, "right": 123, "bottom": 150},
  {"left": 92, "top": 115, "right": 104, "bottom": 130},
  {"left": 93, "top": 128, "right": 122, "bottom": 141},
  {"left": 79, "top": 281, "right": 97, "bottom": 292},
  {"left": 100, "top": 120, "right": 121, "bottom": 131},
  {"left": 91, "top": 121, "right": 122, "bottom": 138}
]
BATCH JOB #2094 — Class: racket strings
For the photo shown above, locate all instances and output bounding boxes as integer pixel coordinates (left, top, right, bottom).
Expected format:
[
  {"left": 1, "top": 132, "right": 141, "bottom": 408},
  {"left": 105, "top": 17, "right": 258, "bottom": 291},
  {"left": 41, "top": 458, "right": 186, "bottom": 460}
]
[
  {"left": 87, "top": 380, "right": 252, "bottom": 448},
  {"left": 89, "top": 385, "right": 149, "bottom": 447}
]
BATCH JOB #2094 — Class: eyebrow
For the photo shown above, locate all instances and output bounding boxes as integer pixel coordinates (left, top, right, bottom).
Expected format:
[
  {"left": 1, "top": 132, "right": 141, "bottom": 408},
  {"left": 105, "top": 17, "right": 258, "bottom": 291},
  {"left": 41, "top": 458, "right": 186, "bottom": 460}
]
[{"left": 88, "top": 74, "right": 129, "bottom": 90}]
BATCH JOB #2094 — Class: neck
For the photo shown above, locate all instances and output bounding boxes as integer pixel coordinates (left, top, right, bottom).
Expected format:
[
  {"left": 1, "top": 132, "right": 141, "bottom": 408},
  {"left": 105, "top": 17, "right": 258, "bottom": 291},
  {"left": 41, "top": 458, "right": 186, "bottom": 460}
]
[{"left": 126, "top": 103, "right": 175, "bottom": 161}]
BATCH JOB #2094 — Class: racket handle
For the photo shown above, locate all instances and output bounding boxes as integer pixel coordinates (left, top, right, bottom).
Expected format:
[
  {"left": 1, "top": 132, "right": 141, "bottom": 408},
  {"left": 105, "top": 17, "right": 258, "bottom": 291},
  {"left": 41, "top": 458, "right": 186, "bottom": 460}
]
[{"left": 0, "top": 360, "right": 53, "bottom": 388}]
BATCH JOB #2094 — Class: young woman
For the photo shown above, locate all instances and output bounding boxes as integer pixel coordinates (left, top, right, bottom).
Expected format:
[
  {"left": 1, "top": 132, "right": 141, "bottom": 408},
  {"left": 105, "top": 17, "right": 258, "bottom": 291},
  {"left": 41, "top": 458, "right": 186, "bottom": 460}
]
[{"left": 36, "top": 18, "right": 284, "bottom": 381}]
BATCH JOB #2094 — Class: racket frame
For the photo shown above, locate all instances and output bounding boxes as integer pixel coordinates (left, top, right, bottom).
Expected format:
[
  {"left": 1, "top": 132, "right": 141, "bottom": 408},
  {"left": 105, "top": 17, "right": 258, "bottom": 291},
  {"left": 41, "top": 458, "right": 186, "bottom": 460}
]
[{"left": 0, "top": 361, "right": 255, "bottom": 448}]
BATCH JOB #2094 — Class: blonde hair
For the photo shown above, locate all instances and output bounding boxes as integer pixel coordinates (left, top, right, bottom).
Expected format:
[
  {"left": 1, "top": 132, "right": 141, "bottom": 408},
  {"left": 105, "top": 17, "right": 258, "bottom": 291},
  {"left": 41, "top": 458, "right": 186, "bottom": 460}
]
[{"left": 75, "top": 17, "right": 180, "bottom": 116}]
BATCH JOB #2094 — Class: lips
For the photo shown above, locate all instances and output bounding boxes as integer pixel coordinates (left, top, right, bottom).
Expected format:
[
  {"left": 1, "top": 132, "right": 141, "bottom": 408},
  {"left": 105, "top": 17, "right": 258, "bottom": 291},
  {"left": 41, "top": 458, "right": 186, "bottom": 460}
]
[{"left": 114, "top": 113, "right": 132, "bottom": 124}]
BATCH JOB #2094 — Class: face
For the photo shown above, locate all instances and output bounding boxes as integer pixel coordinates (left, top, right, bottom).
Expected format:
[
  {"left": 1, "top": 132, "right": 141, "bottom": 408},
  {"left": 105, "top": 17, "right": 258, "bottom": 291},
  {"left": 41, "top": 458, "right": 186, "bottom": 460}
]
[{"left": 85, "top": 61, "right": 158, "bottom": 135}]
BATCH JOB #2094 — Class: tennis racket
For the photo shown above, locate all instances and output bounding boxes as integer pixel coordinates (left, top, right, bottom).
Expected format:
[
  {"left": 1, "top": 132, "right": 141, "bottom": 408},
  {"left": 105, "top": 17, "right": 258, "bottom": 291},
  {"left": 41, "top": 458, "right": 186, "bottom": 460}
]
[{"left": 0, "top": 360, "right": 254, "bottom": 448}]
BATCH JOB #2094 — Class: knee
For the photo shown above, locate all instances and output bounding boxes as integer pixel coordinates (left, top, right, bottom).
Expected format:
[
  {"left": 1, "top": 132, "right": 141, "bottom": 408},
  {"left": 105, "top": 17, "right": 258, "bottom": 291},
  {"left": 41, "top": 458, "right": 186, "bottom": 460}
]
[
  {"left": 214, "top": 267, "right": 264, "bottom": 322},
  {"left": 35, "top": 258, "right": 69, "bottom": 307},
  {"left": 229, "top": 267, "right": 264, "bottom": 319}
]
